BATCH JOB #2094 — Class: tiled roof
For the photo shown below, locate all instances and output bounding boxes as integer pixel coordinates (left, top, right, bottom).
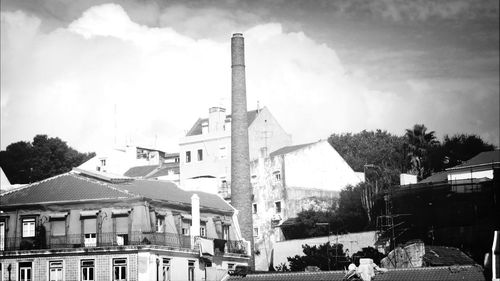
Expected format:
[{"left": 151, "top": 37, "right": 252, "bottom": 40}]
[
  {"left": 447, "top": 150, "right": 499, "bottom": 170},
  {"left": 147, "top": 163, "right": 180, "bottom": 178},
  {"left": 423, "top": 246, "right": 476, "bottom": 266},
  {"left": 124, "top": 165, "right": 159, "bottom": 177},
  {"left": 0, "top": 171, "right": 233, "bottom": 213},
  {"left": 269, "top": 142, "right": 317, "bottom": 158},
  {"left": 111, "top": 179, "right": 233, "bottom": 212},
  {"left": 227, "top": 265, "right": 485, "bottom": 281},
  {"left": 186, "top": 109, "right": 259, "bottom": 136},
  {"left": 0, "top": 173, "right": 135, "bottom": 205},
  {"left": 420, "top": 171, "right": 448, "bottom": 184}
]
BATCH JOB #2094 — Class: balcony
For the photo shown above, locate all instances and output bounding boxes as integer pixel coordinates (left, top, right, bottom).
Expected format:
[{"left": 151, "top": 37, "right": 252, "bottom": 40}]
[{"left": 0, "top": 231, "right": 247, "bottom": 255}]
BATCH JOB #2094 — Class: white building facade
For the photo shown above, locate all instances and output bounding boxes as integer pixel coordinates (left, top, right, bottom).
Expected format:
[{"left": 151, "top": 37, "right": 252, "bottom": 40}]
[
  {"left": 250, "top": 140, "right": 363, "bottom": 271},
  {"left": 179, "top": 107, "right": 292, "bottom": 195}
]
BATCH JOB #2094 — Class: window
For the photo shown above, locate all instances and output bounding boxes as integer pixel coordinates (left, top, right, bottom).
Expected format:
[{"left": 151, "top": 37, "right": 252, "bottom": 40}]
[
  {"left": 200, "top": 224, "right": 206, "bottom": 237},
  {"left": 22, "top": 218, "right": 35, "bottom": 238},
  {"left": 182, "top": 220, "right": 191, "bottom": 236},
  {"left": 275, "top": 201, "right": 282, "bottom": 213},
  {"left": 188, "top": 260, "right": 195, "bottom": 281},
  {"left": 115, "top": 216, "right": 128, "bottom": 245},
  {"left": 81, "top": 260, "right": 95, "bottom": 281},
  {"left": 113, "top": 259, "right": 127, "bottom": 281},
  {"left": 228, "top": 263, "right": 235, "bottom": 270},
  {"left": 219, "top": 147, "right": 227, "bottom": 159},
  {"left": 49, "top": 261, "right": 63, "bottom": 281},
  {"left": 252, "top": 203, "right": 257, "bottom": 214},
  {"left": 19, "top": 262, "right": 32, "bottom": 281},
  {"left": 0, "top": 221, "right": 5, "bottom": 251},
  {"left": 100, "top": 159, "right": 106, "bottom": 166},
  {"left": 83, "top": 218, "right": 97, "bottom": 247},
  {"left": 156, "top": 217, "right": 165, "bottom": 233},
  {"left": 185, "top": 151, "right": 191, "bottom": 163},
  {"left": 51, "top": 219, "right": 65, "bottom": 236},
  {"left": 162, "top": 258, "right": 171, "bottom": 281},
  {"left": 84, "top": 233, "right": 96, "bottom": 247},
  {"left": 273, "top": 171, "right": 281, "bottom": 181},
  {"left": 197, "top": 149, "right": 203, "bottom": 161},
  {"left": 253, "top": 227, "right": 259, "bottom": 237},
  {"left": 222, "top": 225, "right": 230, "bottom": 240}
]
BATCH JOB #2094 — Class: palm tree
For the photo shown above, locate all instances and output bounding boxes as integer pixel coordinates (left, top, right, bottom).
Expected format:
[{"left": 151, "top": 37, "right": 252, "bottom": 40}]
[{"left": 405, "top": 124, "right": 439, "bottom": 180}]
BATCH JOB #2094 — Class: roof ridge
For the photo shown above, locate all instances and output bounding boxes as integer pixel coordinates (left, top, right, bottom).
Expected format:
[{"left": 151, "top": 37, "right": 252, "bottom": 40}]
[
  {"left": 0, "top": 172, "right": 71, "bottom": 197},
  {"left": 70, "top": 172, "right": 139, "bottom": 198}
]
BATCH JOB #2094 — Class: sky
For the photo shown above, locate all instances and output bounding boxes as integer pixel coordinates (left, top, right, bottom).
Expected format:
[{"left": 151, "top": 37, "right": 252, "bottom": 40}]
[{"left": 1, "top": 0, "right": 499, "bottom": 154}]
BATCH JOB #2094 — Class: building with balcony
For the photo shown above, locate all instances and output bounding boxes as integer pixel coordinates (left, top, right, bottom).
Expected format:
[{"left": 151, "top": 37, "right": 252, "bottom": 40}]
[
  {"left": 178, "top": 106, "right": 292, "bottom": 195},
  {"left": 0, "top": 169, "right": 249, "bottom": 281}
]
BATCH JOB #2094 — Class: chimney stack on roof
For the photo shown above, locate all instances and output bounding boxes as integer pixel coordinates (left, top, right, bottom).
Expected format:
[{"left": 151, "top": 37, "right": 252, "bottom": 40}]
[{"left": 230, "top": 33, "right": 254, "bottom": 268}]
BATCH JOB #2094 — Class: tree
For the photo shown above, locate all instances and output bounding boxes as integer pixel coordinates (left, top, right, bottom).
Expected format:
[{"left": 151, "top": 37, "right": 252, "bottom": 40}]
[
  {"left": 431, "top": 134, "right": 496, "bottom": 171},
  {"left": 352, "top": 247, "right": 386, "bottom": 266},
  {"left": 282, "top": 184, "right": 369, "bottom": 239},
  {"left": 0, "top": 135, "right": 95, "bottom": 184},
  {"left": 405, "top": 124, "right": 439, "bottom": 180},
  {"left": 287, "top": 242, "right": 349, "bottom": 271},
  {"left": 328, "top": 130, "right": 407, "bottom": 188}
]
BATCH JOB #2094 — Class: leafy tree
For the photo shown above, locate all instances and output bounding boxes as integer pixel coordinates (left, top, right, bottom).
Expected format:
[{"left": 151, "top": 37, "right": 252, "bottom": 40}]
[
  {"left": 287, "top": 242, "right": 349, "bottom": 271},
  {"left": 405, "top": 124, "right": 439, "bottom": 180},
  {"left": 282, "top": 184, "right": 369, "bottom": 239},
  {"left": 0, "top": 135, "right": 95, "bottom": 184},
  {"left": 351, "top": 247, "right": 386, "bottom": 266},
  {"left": 328, "top": 130, "right": 407, "bottom": 188},
  {"left": 429, "top": 134, "right": 496, "bottom": 171}
]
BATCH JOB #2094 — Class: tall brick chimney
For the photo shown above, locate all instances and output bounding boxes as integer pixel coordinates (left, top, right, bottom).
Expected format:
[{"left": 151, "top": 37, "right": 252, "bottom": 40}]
[{"left": 230, "top": 33, "right": 254, "bottom": 268}]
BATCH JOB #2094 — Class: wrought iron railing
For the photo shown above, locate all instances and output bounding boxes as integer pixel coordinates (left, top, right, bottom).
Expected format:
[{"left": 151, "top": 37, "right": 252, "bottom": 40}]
[{"left": 0, "top": 232, "right": 247, "bottom": 255}]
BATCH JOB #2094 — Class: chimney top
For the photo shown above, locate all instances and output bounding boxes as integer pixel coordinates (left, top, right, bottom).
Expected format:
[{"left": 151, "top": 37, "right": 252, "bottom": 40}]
[{"left": 232, "top": 33, "right": 243, "bottom": 38}]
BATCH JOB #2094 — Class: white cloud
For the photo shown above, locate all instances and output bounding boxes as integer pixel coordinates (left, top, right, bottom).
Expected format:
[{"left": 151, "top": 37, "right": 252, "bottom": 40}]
[{"left": 1, "top": 3, "right": 498, "bottom": 154}]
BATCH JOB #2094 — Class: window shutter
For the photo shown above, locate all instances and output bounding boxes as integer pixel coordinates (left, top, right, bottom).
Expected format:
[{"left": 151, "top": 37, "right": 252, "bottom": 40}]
[{"left": 83, "top": 218, "right": 97, "bottom": 233}]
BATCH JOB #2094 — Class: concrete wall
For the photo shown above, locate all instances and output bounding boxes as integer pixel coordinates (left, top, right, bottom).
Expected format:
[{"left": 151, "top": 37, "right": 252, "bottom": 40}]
[
  {"left": 179, "top": 132, "right": 231, "bottom": 187},
  {"left": 283, "top": 141, "right": 363, "bottom": 192},
  {"left": 78, "top": 146, "right": 160, "bottom": 175},
  {"left": 249, "top": 142, "right": 362, "bottom": 270},
  {"left": 448, "top": 169, "right": 494, "bottom": 181},
  {"left": 273, "top": 231, "right": 378, "bottom": 268},
  {"left": 179, "top": 107, "right": 292, "bottom": 191},
  {"left": 248, "top": 107, "right": 292, "bottom": 161}
]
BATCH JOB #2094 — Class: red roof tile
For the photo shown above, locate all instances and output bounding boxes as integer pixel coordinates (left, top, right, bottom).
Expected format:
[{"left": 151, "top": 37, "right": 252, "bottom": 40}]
[
  {"left": 447, "top": 150, "right": 500, "bottom": 170},
  {"left": 227, "top": 265, "right": 485, "bottom": 281},
  {"left": 423, "top": 246, "right": 476, "bottom": 266},
  {"left": 111, "top": 179, "right": 233, "bottom": 212},
  {"left": 0, "top": 173, "right": 135, "bottom": 205},
  {"left": 0, "top": 172, "right": 233, "bottom": 213},
  {"left": 124, "top": 165, "right": 159, "bottom": 177}
]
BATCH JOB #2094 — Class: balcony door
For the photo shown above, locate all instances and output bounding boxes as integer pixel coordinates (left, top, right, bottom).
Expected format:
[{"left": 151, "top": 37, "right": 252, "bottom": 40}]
[{"left": 0, "top": 221, "right": 4, "bottom": 251}]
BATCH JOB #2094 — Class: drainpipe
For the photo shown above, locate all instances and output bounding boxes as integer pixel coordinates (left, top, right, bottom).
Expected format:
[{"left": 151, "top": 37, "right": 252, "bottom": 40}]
[{"left": 191, "top": 194, "right": 200, "bottom": 249}]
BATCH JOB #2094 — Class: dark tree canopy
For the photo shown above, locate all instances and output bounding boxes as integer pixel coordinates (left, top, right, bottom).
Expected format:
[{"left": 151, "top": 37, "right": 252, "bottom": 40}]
[
  {"left": 282, "top": 184, "right": 369, "bottom": 239},
  {"left": 0, "top": 135, "right": 95, "bottom": 184},
  {"left": 328, "top": 130, "right": 407, "bottom": 187},
  {"left": 287, "top": 243, "right": 349, "bottom": 271},
  {"left": 429, "top": 134, "right": 496, "bottom": 172}
]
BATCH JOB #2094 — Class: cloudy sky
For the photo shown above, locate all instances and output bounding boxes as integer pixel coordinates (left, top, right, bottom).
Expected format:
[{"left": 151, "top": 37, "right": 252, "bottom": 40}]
[{"left": 1, "top": 0, "right": 499, "bottom": 153}]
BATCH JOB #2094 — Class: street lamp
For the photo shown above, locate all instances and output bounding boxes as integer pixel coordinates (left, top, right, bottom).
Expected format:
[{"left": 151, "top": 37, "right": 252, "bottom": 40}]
[{"left": 316, "top": 222, "right": 331, "bottom": 271}]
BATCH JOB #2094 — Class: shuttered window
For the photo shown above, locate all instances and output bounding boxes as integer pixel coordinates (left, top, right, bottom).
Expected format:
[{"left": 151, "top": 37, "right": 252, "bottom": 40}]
[
  {"left": 52, "top": 220, "right": 65, "bottom": 236},
  {"left": 115, "top": 217, "right": 128, "bottom": 234},
  {"left": 83, "top": 218, "right": 97, "bottom": 234}
]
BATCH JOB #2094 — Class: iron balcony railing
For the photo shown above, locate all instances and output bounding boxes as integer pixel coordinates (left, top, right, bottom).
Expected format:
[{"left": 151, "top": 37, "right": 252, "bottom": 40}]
[{"left": 0, "top": 231, "right": 247, "bottom": 255}]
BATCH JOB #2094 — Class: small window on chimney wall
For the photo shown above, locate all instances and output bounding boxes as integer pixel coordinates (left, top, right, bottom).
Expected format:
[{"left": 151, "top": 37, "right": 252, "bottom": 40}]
[
  {"left": 275, "top": 201, "right": 282, "bottom": 213},
  {"left": 252, "top": 203, "right": 257, "bottom": 214},
  {"left": 273, "top": 171, "right": 281, "bottom": 181}
]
